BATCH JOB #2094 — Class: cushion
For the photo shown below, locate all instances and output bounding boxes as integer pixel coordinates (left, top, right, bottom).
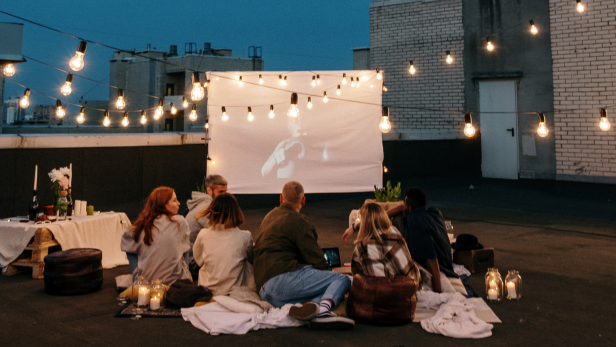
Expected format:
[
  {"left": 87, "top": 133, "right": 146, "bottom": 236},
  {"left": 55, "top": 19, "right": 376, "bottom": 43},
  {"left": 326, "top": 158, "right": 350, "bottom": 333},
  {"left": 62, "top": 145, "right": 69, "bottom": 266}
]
[
  {"left": 43, "top": 248, "right": 103, "bottom": 296},
  {"left": 346, "top": 274, "right": 417, "bottom": 325}
]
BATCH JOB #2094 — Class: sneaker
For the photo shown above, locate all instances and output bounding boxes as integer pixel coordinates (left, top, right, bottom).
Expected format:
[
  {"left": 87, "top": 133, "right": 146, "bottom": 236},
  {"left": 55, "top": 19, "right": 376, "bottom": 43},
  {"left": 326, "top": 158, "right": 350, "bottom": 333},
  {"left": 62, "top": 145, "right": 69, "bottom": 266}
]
[
  {"left": 309, "top": 311, "right": 355, "bottom": 330},
  {"left": 289, "top": 302, "right": 320, "bottom": 321}
]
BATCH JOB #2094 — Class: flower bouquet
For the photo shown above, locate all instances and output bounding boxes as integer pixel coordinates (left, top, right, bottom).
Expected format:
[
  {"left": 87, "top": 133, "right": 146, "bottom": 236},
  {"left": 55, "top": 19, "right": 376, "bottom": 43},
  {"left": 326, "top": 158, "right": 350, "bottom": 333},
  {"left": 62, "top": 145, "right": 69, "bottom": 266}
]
[{"left": 48, "top": 167, "right": 70, "bottom": 211}]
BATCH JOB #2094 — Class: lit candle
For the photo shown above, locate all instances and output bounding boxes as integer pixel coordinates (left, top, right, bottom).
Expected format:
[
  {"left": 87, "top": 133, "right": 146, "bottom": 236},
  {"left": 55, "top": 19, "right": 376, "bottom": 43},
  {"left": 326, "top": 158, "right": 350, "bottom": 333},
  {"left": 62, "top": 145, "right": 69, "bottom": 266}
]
[
  {"left": 488, "top": 288, "right": 498, "bottom": 300},
  {"left": 150, "top": 295, "right": 161, "bottom": 310},
  {"left": 137, "top": 286, "right": 150, "bottom": 306},
  {"left": 34, "top": 165, "right": 38, "bottom": 190},
  {"left": 507, "top": 281, "right": 517, "bottom": 299}
]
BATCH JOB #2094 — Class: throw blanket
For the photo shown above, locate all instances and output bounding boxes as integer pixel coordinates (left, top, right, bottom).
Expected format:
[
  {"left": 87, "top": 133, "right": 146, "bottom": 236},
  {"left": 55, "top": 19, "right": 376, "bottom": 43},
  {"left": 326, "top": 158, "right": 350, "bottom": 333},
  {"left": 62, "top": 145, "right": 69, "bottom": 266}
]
[{"left": 417, "top": 291, "right": 494, "bottom": 339}]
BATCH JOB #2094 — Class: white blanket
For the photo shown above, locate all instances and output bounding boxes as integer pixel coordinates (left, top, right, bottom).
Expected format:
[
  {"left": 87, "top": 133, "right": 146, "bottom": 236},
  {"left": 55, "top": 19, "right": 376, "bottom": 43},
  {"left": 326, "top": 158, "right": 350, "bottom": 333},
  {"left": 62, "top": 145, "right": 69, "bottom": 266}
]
[
  {"left": 0, "top": 219, "right": 39, "bottom": 267},
  {"left": 182, "top": 301, "right": 306, "bottom": 335}
]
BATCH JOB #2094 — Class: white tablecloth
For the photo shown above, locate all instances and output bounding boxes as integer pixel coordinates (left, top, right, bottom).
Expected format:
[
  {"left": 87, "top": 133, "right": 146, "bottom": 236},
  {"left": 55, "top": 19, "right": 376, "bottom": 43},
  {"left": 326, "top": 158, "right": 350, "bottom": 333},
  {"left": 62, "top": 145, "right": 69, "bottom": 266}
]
[{"left": 0, "top": 212, "right": 130, "bottom": 269}]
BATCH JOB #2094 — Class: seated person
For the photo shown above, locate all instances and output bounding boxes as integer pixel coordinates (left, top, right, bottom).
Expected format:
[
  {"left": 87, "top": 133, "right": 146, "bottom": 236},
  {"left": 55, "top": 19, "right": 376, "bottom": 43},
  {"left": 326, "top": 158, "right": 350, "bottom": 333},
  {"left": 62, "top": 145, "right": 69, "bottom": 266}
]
[
  {"left": 186, "top": 175, "right": 228, "bottom": 274},
  {"left": 350, "top": 202, "right": 420, "bottom": 284},
  {"left": 121, "top": 186, "right": 192, "bottom": 285},
  {"left": 193, "top": 193, "right": 255, "bottom": 296},
  {"left": 254, "top": 181, "right": 354, "bottom": 330}
]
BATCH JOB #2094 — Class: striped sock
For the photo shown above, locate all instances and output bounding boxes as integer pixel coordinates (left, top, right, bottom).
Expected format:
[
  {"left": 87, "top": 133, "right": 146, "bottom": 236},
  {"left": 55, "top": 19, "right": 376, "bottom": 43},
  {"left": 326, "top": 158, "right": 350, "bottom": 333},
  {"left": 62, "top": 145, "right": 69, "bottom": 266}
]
[{"left": 319, "top": 300, "right": 332, "bottom": 314}]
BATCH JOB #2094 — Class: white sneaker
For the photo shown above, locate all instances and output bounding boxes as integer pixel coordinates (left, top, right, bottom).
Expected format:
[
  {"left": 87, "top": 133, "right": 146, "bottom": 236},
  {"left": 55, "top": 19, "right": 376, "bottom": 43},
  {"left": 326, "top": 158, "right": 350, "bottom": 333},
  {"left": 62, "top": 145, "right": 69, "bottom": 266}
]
[{"left": 309, "top": 311, "right": 355, "bottom": 330}]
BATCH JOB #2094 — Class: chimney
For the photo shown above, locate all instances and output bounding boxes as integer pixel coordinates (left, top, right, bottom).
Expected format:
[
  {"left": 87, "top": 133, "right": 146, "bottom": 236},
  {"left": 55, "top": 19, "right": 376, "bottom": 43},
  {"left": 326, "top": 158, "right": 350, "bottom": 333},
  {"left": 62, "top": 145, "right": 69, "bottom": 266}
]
[
  {"left": 169, "top": 45, "right": 178, "bottom": 56},
  {"left": 203, "top": 42, "right": 212, "bottom": 55}
]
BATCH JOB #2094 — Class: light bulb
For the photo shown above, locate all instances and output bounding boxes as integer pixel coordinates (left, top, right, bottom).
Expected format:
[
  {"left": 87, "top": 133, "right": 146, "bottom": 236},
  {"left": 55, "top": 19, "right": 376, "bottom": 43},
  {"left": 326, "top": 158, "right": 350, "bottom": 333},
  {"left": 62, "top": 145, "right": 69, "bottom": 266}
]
[
  {"left": 103, "top": 112, "right": 111, "bottom": 127},
  {"left": 356, "top": 78, "right": 360, "bottom": 87},
  {"left": 140, "top": 110, "right": 147, "bottom": 124},
  {"left": 379, "top": 116, "right": 391, "bottom": 133},
  {"left": 323, "top": 92, "right": 328, "bottom": 103},
  {"left": 191, "top": 72, "right": 204, "bottom": 101},
  {"left": 382, "top": 84, "right": 388, "bottom": 92},
  {"left": 205, "top": 119, "right": 209, "bottom": 129},
  {"left": 337, "top": 85, "right": 341, "bottom": 95},
  {"left": 69, "top": 41, "right": 87, "bottom": 71},
  {"left": 222, "top": 106, "right": 229, "bottom": 122},
  {"left": 283, "top": 76, "right": 287, "bottom": 86},
  {"left": 600, "top": 109, "right": 611, "bottom": 131},
  {"left": 311, "top": 76, "right": 316, "bottom": 87},
  {"left": 154, "top": 99, "right": 163, "bottom": 120},
  {"left": 342, "top": 73, "right": 347, "bottom": 85},
  {"left": 116, "top": 89, "right": 125, "bottom": 109},
  {"left": 3, "top": 63, "right": 16, "bottom": 76},
  {"left": 576, "top": 1, "right": 585, "bottom": 13},
  {"left": 122, "top": 113, "right": 129, "bottom": 127},
  {"left": 530, "top": 20, "right": 538, "bottom": 35},
  {"left": 288, "top": 93, "right": 299, "bottom": 118},
  {"left": 182, "top": 97, "right": 188, "bottom": 108},
  {"left": 170, "top": 103, "right": 177, "bottom": 115},
  {"left": 486, "top": 38, "right": 494, "bottom": 51},
  {"left": 537, "top": 113, "right": 548, "bottom": 137},
  {"left": 307, "top": 97, "right": 313, "bottom": 109},
  {"left": 238, "top": 76, "right": 243, "bottom": 86},
  {"left": 316, "top": 75, "right": 321, "bottom": 84},
  {"left": 20, "top": 88, "right": 30, "bottom": 108},
  {"left": 77, "top": 107, "right": 85, "bottom": 124},
  {"left": 376, "top": 69, "right": 382, "bottom": 80},
  {"left": 268, "top": 105, "right": 275, "bottom": 119},
  {"left": 247, "top": 107, "right": 254, "bottom": 122},
  {"left": 259, "top": 74, "right": 263, "bottom": 85},
  {"left": 279, "top": 75, "right": 284, "bottom": 85},
  {"left": 383, "top": 166, "right": 388, "bottom": 173},
  {"left": 61, "top": 82, "right": 72, "bottom": 95},
  {"left": 56, "top": 100, "right": 65, "bottom": 118},
  {"left": 446, "top": 51, "right": 453, "bottom": 64},
  {"left": 189, "top": 104, "right": 197, "bottom": 121},
  {"left": 464, "top": 114, "right": 475, "bottom": 137},
  {"left": 351, "top": 77, "right": 355, "bottom": 87},
  {"left": 204, "top": 80, "right": 209, "bottom": 88},
  {"left": 409, "top": 61, "right": 416, "bottom": 75}
]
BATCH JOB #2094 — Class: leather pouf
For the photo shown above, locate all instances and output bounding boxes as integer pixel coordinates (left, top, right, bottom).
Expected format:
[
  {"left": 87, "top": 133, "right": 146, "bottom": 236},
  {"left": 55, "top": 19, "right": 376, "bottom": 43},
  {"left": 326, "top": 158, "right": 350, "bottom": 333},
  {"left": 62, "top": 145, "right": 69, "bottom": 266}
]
[
  {"left": 346, "top": 274, "right": 418, "bottom": 325},
  {"left": 43, "top": 248, "right": 103, "bottom": 295}
]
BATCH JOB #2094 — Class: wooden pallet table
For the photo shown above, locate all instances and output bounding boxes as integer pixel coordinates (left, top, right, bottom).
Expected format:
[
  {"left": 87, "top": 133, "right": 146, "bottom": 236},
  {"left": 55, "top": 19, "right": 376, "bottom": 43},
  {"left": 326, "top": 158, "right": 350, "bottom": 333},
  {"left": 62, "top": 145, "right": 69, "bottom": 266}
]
[{"left": 3, "top": 227, "right": 61, "bottom": 279}]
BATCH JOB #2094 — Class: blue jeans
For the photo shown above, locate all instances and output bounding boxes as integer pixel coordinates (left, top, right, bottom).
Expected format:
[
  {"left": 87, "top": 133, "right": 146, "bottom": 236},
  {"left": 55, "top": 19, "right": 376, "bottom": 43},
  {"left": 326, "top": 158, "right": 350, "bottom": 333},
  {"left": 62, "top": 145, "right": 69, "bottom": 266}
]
[{"left": 259, "top": 266, "right": 351, "bottom": 308}]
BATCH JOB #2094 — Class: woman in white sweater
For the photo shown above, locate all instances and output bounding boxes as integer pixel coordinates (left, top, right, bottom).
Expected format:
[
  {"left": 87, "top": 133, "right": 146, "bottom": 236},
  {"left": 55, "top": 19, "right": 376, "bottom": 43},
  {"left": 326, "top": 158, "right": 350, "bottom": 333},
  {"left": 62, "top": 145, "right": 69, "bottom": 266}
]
[
  {"left": 121, "top": 186, "right": 192, "bottom": 285},
  {"left": 193, "top": 193, "right": 255, "bottom": 296}
]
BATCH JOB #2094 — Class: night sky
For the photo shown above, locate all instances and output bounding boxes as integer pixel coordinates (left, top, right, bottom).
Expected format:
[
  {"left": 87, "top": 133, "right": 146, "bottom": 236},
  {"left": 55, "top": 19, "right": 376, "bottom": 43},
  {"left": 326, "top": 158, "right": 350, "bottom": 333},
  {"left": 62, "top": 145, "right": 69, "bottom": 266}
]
[{"left": 1, "top": 0, "right": 372, "bottom": 111}]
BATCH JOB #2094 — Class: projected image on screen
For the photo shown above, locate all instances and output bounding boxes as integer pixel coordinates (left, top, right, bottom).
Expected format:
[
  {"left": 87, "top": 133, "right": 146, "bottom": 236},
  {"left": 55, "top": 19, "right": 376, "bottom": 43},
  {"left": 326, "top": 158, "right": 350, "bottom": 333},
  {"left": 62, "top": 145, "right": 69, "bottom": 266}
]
[{"left": 207, "top": 71, "right": 383, "bottom": 194}]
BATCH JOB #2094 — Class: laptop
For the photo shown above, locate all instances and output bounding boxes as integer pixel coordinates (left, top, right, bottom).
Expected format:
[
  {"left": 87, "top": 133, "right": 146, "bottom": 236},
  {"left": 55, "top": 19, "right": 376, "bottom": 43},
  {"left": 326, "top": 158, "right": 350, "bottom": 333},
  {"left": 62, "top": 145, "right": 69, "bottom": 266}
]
[{"left": 322, "top": 247, "right": 341, "bottom": 269}]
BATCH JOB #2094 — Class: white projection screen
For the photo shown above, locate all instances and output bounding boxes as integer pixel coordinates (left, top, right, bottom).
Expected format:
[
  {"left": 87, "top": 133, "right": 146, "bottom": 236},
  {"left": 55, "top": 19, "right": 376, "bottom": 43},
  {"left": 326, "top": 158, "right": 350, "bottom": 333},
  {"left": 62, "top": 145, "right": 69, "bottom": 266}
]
[{"left": 207, "top": 70, "right": 383, "bottom": 194}]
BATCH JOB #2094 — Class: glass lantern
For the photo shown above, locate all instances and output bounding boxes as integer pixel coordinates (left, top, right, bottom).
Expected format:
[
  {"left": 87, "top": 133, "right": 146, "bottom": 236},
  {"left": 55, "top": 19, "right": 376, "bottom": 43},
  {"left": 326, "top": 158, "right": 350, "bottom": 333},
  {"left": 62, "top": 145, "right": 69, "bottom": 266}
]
[
  {"left": 150, "top": 280, "right": 166, "bottom": 311},
  {"left": 505, "top": 270, "right": 522, "bottom": 300},
  {"left": 485, "top": 268, "right": 503, "bottom": 302},
  {"left": 133, "top": 276, "right": 150, "bottom": 308}
]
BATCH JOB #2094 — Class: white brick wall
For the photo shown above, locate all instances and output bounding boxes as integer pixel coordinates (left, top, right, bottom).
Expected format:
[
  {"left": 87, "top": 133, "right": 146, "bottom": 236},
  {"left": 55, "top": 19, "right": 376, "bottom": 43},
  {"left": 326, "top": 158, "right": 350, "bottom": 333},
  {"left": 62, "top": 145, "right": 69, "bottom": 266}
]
[
  {"left": 370, "top": 0, "right": 465, "bottom": 134},
  {"left": 550, "top": 0, "right": 616, "bottom": 178}
]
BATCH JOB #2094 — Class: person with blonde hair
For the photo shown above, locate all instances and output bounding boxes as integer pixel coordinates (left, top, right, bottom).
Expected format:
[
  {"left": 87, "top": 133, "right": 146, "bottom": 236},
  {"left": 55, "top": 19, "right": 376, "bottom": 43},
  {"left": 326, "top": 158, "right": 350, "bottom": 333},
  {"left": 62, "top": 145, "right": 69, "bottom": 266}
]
[{"left": 192, "top": 193, "right": 255, "bottom": 296}]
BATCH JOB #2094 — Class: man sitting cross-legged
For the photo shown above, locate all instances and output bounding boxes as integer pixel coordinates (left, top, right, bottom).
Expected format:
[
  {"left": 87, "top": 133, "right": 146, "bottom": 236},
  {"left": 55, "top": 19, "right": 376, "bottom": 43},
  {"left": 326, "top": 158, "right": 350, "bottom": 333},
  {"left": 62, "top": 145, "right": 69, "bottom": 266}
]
[{"left": 254, "top": 181, "right": 354, "bottom": 330}]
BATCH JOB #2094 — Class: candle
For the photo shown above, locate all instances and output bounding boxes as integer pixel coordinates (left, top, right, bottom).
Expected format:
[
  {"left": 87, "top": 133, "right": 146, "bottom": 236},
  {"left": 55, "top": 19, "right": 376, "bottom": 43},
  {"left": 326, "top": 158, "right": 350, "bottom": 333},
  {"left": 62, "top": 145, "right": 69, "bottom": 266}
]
[
  {"left": 150, "top": 295, "right": 161, "bottom": 310},
  {"left": 489, "top": 280, "right": 497, "bottom": 290},
  {"left": 137, "top": 286, "right": 150, "bottom": 306},
  {"left": 507, "top": 281, "right": 517, "bottom": 299},
  {"left": 34, "top": 165, "right": 38, "bottom": 190},
  {"left": 69, "top": 163, "right": 72, "bottom": 187},
  {"left": 488, "top": 288, "right": 498, "bottom": 300}
]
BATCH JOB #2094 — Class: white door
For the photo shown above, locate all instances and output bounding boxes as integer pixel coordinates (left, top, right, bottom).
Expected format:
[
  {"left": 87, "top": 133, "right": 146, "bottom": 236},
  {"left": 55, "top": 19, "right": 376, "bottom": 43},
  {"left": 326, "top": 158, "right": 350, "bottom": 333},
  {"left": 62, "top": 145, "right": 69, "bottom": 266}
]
[{"left": 479, "top": 80, "right": 519, "bottom": 180}]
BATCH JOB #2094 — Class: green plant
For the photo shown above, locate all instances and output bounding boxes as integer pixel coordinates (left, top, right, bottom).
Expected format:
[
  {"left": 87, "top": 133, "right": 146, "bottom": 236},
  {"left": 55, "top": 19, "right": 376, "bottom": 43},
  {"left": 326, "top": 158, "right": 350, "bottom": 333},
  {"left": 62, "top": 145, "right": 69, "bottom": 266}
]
[
  {"left": 196, "top": 181, "right": 205, "bottom": 193},
  {"left": 374, "top": 181, "right": 401, "bottom": 202}
]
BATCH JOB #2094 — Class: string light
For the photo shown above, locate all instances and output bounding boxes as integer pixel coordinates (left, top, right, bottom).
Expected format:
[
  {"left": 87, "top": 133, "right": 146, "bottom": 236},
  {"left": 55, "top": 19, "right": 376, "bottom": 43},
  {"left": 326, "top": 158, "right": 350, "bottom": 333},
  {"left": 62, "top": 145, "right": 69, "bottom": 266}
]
[
  {"left": 288, "top": 93, "right": 299, "bottom": 118},
  {"left": 311, "top": 76, "right": 316, "bottom": 87},
  {"left": 307, "top": 97, "right": 313, "bottom": 109},
  {"left": 379, "top": 106, "right": 391, "bottom": 133},
  {"left": 600, "top": 108, "right": 611, "bottom": 131},
  {"left": 530, "top": 20, "right": 538, "bottom": 35},
  {"left": 356, "top": 77, "right": 360, "bottom": 87},
  {"left": 115, "top": 89, "right": 125, "bottom": 109},
  {"left": 342, "top": 73, "right": 347, "bottom": 85},
  {"left": 205, "top": 118, "right": 209, "bottom": 129},
  {"left": 351, "top": 77, "right": 355, "bottom": 87},
  {"left": 61, "top": 74, "right": 73, "bottom": 95},
  {"left": 103, "top": 111, "right": 111, "bottom": 127},
  {"left": 247, "top": 107, "right": 254, "bottom": 122},
  {"left": 376, "top": 69, "right": 382, "bottom": 80},
  {"left": 77, "top": 107, "right": 85, "bottom": 124},
  {"left": 3, "top": 63, "right": 16, "bottom": 76},
  {"left": 323, "top": 91, "right": 328, "bottom": 103},
  {"left": 283, "top": 76, "right": 288, "bottom": 86},
  {"left": 279, "top": 75, "right": 284, "bottom": 85},
  {"left": 189, "top": 104, "right": 197, "bottom": 121},
  {"left": 269, "top": 105, "right": 275, "bottom": 119},
  {"left": 537, "top": 113, "right": 549, "bottom": 137},
  {"left": 382, "top": 84, "right": 388, "bottom": 92},
  {"left": 409, "top": 61, "right": 416, "bottom": 75},
  {"left": 154, "top": 99, "right": 163, "bottom": 119},
  {"left": 56, "top": 100, "right": 65, "bottom": 118},
  {"left": 170, "top": 102, "right": 177, "bottom": 115},
  {"left": 207, "top": 156, "right": 215, "bottom": 165},
  {"left": 337, "top": 85, "right": 341, "bottom": 95},
  {"left": 204, "top": 79, "right": 209, "bottom": 88},
  {"left": 486, "top": 37, "right": 494, "bottom": 51},
  {"left": 69, "top": 41, "right": 87, "bottom": 71},
  {"left": 383, "top": 166, "right": 388, "bottom": 173},
  {"left": 446, "top": 50, "right": 453, "bottom": 64},
  {"left": 20, "top": 88, "right": 30, "bottom": 108},
  {"left": 317, "top": 75, "right": 321, "bottom": 84},
  {"left": 182, "top": 96, "right": 188, "bottom": 108},
  {"left": 140, "top": 110, "right": 147, "bottom": 124},
  {"left": 191, "top": 72, "right": 205, "bottom": 101},
  {"left": 576, "top": 0, "right": 585, "bottom": 13},
  {"left": 122, "top": 111, "right": 129, "bottom": 127},
  {"left": 221, "top": 106, "right": 229, "bottom": 122},
  {"left": 238, "top": 75, "right": 243, "bottom": 86},
  {"left": 464, "top": 113, "right": 476, "bottom": 137},
  {"left": 259, "top": 74, "right": 263, "bottom": 85}
]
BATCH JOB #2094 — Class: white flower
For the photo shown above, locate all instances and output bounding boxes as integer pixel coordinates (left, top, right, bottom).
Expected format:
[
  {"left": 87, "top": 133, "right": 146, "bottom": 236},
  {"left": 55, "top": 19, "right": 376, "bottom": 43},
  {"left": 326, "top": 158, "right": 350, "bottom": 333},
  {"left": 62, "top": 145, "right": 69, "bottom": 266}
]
[
  {"left": 48, "top": 168, "right": 65, "bottom": 182},
  {"left": 59, "top": 167, "right": 71, "bottom": 176}
]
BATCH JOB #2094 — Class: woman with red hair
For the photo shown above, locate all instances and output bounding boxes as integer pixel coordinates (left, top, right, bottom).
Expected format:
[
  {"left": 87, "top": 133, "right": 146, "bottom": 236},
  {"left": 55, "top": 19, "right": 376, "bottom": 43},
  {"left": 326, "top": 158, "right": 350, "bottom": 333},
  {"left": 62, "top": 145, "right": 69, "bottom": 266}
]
[{"left": 121, "top": 186, "right": 192, "bottom": 285}]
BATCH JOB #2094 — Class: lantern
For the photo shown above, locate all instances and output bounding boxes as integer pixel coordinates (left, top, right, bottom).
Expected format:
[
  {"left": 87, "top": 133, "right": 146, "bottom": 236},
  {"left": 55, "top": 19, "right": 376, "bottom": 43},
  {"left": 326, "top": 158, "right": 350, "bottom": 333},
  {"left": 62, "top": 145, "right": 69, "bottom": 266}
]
[
  {"left": 150, "top": 279, "right": 166, "bottom": 311},
  {"left": 132, "top": 276, "right": 150, "bottom": 308},
  {"left": 485, "top": 268, "right": 503, "bottom": 301},
  {"left": 505, "top": 270, "right": 523, "bottom": 300}
]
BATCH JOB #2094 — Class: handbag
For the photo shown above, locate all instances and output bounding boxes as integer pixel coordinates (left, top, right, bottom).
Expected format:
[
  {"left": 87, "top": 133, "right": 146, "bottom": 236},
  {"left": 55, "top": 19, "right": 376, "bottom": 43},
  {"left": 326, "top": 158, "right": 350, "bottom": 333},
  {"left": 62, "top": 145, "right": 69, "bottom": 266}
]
[{"left": 346, "top": 274, "right": 417, "bottom": 325}]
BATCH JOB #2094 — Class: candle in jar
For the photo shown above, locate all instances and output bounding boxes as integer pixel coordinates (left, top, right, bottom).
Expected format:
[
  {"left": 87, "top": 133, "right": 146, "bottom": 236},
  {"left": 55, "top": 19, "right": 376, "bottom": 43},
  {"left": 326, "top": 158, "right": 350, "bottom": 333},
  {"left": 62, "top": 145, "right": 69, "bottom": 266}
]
[
  {"left": 489, "top": 280, "right": 497, "bottom": 290},
  {"left": 488, "top": 288, "right": 498, "bottom": 300},
  {"left": 150, "top": 295, "right": 161, "bottom": 310},
  {"left": 507, "top": 281, "right": 517, "bottom": 299},
  {"left": 137, "top": 286, "right": 150, "bottom": 306}
]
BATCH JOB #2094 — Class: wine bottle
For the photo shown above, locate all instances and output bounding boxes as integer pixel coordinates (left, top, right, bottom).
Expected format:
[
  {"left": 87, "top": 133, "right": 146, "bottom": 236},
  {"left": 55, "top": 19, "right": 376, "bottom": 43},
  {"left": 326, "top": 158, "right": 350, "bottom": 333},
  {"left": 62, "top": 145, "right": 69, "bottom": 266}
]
[
  {"left": 29, "top": 190, "right": 39, "bottom": 221},
  {"left": 66, "top": 187, "right": 73, "bottom": 217}
]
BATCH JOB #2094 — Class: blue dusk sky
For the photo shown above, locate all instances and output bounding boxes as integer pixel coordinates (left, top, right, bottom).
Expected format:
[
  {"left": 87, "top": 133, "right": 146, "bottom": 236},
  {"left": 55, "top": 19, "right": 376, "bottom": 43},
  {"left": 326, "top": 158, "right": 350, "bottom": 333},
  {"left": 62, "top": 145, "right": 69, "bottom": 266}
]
[{"left": 1, "top": 0, "right": 372, "bottom": 110}]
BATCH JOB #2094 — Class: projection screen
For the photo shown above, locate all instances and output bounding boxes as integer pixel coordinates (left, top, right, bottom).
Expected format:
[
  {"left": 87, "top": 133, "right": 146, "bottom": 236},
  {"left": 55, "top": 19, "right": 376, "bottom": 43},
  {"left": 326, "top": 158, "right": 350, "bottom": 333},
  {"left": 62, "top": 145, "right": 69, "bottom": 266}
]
[{"left": 207, "top": 70, "right": 383, "bottom": 194}]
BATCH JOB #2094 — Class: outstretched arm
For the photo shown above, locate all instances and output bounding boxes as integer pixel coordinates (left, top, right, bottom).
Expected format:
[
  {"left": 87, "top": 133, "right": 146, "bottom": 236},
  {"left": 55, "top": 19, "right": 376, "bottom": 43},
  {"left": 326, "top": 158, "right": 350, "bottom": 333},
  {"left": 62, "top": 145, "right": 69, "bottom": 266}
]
[{"left": 425, "top": 258, "right": 442, "bottom": 293}]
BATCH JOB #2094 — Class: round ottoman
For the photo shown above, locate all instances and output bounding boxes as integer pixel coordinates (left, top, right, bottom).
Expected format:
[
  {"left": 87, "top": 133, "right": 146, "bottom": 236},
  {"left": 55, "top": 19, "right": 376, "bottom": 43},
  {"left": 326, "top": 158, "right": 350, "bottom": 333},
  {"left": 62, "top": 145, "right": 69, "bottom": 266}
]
[{"left": 43, "top": 248, "right": 103, "bottom": 295}]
